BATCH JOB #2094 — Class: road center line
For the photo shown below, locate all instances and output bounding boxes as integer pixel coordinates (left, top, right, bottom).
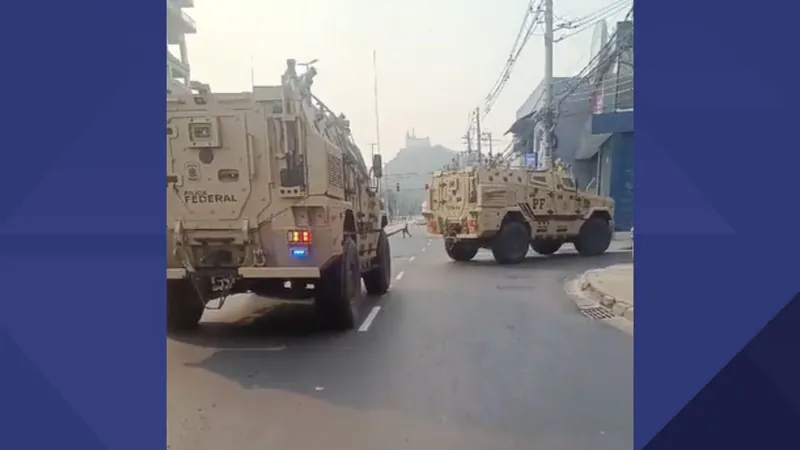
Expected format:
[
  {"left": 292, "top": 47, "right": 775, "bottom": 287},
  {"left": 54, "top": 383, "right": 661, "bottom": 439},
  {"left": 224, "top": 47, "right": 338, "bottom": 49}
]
[
  {"left": 422, "top": 247, "right": 427, "bottom": 252},
  {"left": 396, "top": 271, "right": 405, "bottom": 281},
  {"left": 358, "top": 306, "right": 382, "bottom": 332},
  {"left": 409, "top": 256, "right": 415, "bottom": 262}
]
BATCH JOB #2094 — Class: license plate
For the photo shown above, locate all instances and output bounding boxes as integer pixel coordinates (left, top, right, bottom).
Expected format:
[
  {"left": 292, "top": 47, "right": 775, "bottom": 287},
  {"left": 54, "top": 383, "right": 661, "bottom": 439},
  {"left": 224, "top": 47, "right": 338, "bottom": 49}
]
[{"left": 210, "top": 276, "right": 235, "bottom": 292}]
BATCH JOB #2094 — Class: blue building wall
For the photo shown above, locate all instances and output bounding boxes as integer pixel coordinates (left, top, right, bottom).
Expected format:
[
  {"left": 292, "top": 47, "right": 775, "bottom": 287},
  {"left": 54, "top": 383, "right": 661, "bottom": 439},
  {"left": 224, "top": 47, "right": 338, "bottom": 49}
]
[
  {"left": 606, "top": 132, "right": 633, "bottom": 230},
  {"left": 589, "top": 112, "right": 633, "bottom": 231}
]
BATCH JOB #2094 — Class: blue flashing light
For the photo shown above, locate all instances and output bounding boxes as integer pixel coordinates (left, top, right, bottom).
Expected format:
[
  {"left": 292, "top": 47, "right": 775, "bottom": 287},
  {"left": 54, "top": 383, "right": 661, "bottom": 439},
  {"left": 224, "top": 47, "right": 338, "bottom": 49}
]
[{"left": 290, "top": 246, "right": 309, "bottom": 259}]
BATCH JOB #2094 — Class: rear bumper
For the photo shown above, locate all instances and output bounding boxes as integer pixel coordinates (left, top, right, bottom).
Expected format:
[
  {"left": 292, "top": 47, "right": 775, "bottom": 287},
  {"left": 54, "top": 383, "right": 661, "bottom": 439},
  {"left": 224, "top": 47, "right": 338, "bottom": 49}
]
[{"left": 167, "top": 267, "right": 321, "bottom": 280}]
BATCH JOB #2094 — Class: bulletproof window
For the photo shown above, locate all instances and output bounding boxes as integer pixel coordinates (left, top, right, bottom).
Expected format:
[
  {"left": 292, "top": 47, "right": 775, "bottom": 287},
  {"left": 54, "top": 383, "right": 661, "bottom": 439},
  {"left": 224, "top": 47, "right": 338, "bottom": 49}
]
[{"left": 189, "top": 123, "right": 212, "bottom": 140}]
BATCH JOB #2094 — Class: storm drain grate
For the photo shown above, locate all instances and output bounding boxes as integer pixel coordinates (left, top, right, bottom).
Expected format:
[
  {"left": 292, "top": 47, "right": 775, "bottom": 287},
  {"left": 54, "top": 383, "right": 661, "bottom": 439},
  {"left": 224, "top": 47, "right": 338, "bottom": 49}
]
[{"left": 580, "top": 306, "right": 615, "bottom": 320}]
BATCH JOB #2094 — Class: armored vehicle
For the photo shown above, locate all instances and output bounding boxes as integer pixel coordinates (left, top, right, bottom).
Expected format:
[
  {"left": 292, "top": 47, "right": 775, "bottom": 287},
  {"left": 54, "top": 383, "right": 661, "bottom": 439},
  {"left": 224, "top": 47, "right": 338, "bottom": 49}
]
[
  {"left": 167, "top": 59, "right": 391, "bottom": 331},
  {"left": 423, "top": 161, "right": 615, "bottom": 265}
]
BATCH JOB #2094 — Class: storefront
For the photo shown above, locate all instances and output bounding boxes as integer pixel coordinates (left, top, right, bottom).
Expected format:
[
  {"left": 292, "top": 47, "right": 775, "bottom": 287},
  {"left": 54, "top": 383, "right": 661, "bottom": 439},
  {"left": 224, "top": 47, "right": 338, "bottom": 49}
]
[{"left": 581, "top": 111, "right": 633, "bottom": 231}]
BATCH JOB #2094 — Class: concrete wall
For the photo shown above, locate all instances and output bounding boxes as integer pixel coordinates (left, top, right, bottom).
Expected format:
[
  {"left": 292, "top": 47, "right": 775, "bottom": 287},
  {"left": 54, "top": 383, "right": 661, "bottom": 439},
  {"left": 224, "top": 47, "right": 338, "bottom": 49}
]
[
  {"left": 515, "top": 77, "right": 573, "bottom": 120},
  {"left": 511, "top": 77, "right": 594, "bottom": 168}
]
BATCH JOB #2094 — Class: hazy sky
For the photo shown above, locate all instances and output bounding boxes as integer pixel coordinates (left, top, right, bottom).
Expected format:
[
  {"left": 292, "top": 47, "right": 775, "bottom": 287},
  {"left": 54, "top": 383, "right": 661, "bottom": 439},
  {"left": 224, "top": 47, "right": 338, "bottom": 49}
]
[{"left": 181, "top": 0, "right": 629, "bottom": 161}]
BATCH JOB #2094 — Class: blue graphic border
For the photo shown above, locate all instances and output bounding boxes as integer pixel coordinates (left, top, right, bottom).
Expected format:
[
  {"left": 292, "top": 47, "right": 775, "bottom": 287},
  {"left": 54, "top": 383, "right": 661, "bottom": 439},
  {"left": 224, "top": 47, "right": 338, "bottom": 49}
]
[
  {"left": 0, "top": 1, "right": 165, "bottom": 448},
  {"left": 638, "top": 0, "right": 800, "bottom": 448}
]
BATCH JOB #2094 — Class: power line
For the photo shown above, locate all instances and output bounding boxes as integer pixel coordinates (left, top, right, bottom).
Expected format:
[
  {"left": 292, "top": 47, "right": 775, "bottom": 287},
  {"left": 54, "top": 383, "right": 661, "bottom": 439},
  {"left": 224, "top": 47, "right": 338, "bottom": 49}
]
[
  {"left": 499, "top": 7, "right": 633, "bottom": 165},
  {"left": 552, "top": 14, "right": 633, "bottom": 125},
  {"left": 464, "top": 0, "right": 546, "bottom": 138},
  {"left": 553, "top": 0, "right": 630, "bottom": 43}
]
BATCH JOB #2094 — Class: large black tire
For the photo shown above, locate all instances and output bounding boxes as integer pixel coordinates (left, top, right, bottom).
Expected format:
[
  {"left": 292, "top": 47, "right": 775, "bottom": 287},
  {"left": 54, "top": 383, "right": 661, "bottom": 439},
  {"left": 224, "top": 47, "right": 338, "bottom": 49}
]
[
  {"left": 363, "top": 230, "right": 391, "bottom": 296},
  {"left": 491, "top": 221, "right": 530, "bottom": 265},
  {"left": 531, "top": 239, "right": 563, "bottom": 255},
  {"left": 315, "top": 237, "right": 361, "bottom": 330},
  {"left": 574, "top": 216, "right": 613, "bottom": 256},
  {"left": 445, "top": 240, "right": 479, "bottom": 262},
  {"left": 167, "top": 279, "right": 205, "bottom": 332}
]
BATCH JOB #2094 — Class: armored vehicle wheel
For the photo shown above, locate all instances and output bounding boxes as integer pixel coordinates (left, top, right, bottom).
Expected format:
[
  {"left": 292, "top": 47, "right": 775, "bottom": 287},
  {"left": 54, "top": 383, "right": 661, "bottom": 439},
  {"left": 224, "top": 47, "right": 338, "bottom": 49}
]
[
  {"left": 445, "top": 240, "right": 479, "bottom": 262},
  {"left": 363, "top": 230, "right": 391, "bottom": 296},
  {"left": 315, "top": 237, "right": 361, "bottom": 330},
  {"left": 167, "top": 279, "right": 205, "bottom": 332},
  {"left": 530, "top": 239, "right": 563, "bottom": 256},
  {"left": 491, "top": 221, "right": 530, "bottom": 265},
  {"left": 574, "top": 216, "right": 613, "bottom": 256}
]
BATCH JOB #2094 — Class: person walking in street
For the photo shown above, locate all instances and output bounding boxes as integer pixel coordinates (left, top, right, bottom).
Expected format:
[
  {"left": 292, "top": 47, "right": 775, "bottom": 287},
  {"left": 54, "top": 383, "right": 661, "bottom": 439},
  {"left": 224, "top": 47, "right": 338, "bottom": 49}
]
[{"left": 401, "top": 223, "right": 412, "bottom": 238}]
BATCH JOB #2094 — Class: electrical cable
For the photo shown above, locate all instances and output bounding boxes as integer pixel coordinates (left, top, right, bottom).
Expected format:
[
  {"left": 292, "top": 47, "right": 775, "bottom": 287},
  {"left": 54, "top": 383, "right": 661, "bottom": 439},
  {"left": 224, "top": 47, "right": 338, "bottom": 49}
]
[{"left": 463, "top": 0, "right": 546, "bottom": 138}]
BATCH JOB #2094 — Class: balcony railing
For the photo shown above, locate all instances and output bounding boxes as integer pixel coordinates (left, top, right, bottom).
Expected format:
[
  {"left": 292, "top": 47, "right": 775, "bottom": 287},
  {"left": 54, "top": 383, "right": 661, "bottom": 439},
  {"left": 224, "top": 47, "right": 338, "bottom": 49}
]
[
  {"left": 170, "top": 0, "right": 194, "bottom": 7},
  {"left": 167, "top": 0, "right": 196, "bottom": 31},
  {"left": 167, "top": 51, "right": 190, "bottom": 77}
]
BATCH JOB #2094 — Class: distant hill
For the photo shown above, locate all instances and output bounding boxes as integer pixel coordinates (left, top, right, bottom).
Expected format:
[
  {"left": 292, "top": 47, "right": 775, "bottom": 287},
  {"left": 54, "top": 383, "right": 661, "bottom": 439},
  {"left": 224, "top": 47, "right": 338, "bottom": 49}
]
[{"left": 382, "top": 144, "right": 457, "bottom": 217}]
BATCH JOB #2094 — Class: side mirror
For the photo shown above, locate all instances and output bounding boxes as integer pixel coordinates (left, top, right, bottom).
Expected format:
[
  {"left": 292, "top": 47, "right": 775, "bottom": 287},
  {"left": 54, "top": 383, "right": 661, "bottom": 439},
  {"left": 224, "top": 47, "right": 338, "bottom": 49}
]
[{"left": 372, "top": 154, "right": 383, "bottom": 178}]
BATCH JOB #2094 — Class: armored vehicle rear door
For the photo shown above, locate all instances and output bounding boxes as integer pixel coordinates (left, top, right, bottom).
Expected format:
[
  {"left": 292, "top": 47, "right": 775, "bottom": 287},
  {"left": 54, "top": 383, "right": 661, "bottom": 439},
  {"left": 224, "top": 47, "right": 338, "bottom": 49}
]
[
  {"left": 433, "top": 172, "right": 470, "bottom": 218},
  {"left": 167, "top": 113, "right": 255, "bottom": 223}
]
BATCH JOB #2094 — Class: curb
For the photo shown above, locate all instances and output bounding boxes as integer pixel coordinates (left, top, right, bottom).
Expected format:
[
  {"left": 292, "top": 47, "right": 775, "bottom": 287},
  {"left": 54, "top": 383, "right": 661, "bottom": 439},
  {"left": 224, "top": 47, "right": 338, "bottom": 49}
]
[{"left": 578, "top": 268, "right": 634, "bottom": 322}]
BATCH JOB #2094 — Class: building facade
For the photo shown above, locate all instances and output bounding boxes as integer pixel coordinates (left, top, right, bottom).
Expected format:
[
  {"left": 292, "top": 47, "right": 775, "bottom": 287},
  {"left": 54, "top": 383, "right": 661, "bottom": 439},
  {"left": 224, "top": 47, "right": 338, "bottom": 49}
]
[
  {"left": 167, "top": 0, "right": 197, "bottom": 87},
  {"left": 577, "top": 20, "right": 634, "bottom": 231},
  {"left": 507, "top": 77, "right": 593, "bottom": 182},
  {"left": 405, "top": 129, "right": 431, "bottom": 149},
  {"left": 507, "top": 19, "right": 634, "bottom": 231}
]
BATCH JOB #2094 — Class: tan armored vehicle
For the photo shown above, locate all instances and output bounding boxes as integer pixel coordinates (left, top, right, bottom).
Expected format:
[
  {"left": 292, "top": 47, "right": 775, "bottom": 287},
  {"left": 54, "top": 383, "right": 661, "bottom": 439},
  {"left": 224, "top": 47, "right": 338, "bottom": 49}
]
[
  {"left": 167, "top": 59, "right": 391, "bottom": 331},
  {"left": 423, "top": 161, "right": 615, "bottom": 264}
]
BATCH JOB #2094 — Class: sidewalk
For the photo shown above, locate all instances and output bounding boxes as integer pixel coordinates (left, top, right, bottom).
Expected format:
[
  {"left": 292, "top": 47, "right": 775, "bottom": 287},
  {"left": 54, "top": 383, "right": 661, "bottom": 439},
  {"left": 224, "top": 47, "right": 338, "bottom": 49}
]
[{"left": 580, "top": 263, "right": 634, "bottom": 322}]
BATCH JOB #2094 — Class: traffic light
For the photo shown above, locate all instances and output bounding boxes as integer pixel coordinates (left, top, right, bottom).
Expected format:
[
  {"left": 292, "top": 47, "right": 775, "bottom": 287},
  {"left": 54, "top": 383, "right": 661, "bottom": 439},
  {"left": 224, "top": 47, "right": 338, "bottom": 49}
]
[
  {"left": 395, "top": 183, "right": 400, "bottom": 192},
  {"left": 424, "top": 184, "right": 430, "bottom": 191}
]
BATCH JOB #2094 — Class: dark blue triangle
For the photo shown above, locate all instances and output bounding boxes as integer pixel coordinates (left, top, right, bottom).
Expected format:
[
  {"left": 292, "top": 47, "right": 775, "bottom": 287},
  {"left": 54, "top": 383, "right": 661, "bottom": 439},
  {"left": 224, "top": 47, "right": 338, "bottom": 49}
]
[{"left": 643, "top": 293, "right": 800, "bottom": 450}]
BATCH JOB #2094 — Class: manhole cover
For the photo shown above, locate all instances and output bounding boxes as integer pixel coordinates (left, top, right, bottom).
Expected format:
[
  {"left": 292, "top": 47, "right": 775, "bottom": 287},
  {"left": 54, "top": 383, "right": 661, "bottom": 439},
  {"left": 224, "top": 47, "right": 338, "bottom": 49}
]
[{"left": 580, "top": 306, "right": 615, "bottom": 320}]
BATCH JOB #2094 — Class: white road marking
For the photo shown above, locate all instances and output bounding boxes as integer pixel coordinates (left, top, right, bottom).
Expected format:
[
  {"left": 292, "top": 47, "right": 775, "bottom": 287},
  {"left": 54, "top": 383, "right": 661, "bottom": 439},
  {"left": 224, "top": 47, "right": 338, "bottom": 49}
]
[
  {"left": 422, "top": 247, "right": 427, "bottom": 252},
  {"left": 212, "top": 346, "right": 286, "bottom": 352},
  {"left": 396, "top": 271, "right": 405, "bottom": 281},
  {"left": 409, "top": 256, "right": 415, "bottom": 262},
  {"left": 358, "top": 306, "right": 382, "bottom": 332}
]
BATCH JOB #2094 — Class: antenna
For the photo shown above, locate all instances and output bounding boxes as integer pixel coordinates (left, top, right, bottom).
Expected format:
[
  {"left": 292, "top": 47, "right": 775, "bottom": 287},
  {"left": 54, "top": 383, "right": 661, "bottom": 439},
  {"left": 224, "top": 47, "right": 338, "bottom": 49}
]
[
  {"left": 249, "top": 54, "right": 255, "bottom": 89},
  {"left": 372, "top": 49, "right": 382, "bottom": 156}
]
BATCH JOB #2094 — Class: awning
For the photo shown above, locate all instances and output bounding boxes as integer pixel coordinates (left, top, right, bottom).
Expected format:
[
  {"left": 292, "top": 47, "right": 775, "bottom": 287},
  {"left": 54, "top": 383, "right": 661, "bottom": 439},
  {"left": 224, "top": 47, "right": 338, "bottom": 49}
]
[
  {"left": 505, "top": 110, "right": 541, "bottom": 135},
  {"left": 591, "top": 110, "right": 633, "bottom": 134}
]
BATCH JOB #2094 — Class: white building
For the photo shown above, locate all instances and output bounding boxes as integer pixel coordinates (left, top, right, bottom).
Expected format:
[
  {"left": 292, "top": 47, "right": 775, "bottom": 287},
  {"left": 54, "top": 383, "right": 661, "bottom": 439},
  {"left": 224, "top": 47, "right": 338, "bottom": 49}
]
[
  {"left": 167, "top": 0, "right": 197, "bottom": 87},
  {"left": 404, "top": 129, "right": 431, "bottom": 149}
]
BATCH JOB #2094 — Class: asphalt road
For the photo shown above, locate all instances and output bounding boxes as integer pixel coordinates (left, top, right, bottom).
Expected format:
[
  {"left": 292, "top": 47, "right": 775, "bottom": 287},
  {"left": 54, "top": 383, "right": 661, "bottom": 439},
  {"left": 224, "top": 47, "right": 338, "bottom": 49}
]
[{"left": 167, "top": 224, "right": 633, "bottom": 450}]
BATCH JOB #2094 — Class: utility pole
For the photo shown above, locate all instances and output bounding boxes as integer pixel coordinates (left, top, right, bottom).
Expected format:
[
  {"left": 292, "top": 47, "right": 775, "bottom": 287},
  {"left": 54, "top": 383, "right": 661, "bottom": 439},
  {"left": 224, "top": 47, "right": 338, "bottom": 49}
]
[
  {"left": 372, "top": 50, "right": 382, "bottom": 158},
  {"left": 475, "top": 107, "right": 483, "bottom": 165},
  {"left": 542, "top": 0, "right": 554, "bottom": 170},
  {"left": 483, "top": 132, "right": 494, "bottom": 162}
]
